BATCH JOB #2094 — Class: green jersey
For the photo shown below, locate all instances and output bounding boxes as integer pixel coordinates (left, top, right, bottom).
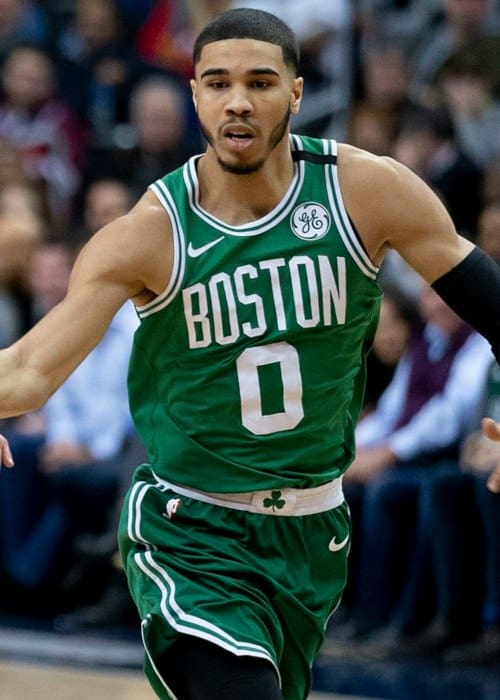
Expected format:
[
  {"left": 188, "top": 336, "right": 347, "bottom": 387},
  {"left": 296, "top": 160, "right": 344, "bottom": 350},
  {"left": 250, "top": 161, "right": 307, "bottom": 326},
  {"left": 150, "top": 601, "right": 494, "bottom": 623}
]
[{"left": 128, "top": 135, "right": 382, "bottom": 492}]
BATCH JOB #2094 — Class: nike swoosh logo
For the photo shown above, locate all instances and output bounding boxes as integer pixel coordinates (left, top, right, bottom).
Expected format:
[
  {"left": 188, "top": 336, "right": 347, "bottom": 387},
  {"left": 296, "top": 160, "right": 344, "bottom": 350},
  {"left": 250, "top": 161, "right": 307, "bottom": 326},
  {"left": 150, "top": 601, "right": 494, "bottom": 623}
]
[
  {"left": 187, "top": 236, "right": 224, "bottom": 258},
  {"left": 328, "top": 534, "right": 349, "bottom": 552}
]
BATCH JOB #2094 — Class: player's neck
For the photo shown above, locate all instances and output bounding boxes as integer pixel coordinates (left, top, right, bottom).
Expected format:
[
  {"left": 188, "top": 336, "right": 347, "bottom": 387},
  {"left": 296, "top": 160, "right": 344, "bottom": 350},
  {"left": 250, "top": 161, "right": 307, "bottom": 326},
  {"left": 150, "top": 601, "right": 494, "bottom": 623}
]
[{"left": 197, "top": 143, "right": 295, "bottom": 226}]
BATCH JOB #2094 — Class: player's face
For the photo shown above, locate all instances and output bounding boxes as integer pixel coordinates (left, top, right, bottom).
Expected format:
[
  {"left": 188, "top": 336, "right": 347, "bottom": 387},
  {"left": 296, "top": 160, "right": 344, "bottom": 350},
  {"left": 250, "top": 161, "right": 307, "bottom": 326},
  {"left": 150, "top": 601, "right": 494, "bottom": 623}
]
[{"left": 191, "top": 39, "right": 303, "bottom": 174}]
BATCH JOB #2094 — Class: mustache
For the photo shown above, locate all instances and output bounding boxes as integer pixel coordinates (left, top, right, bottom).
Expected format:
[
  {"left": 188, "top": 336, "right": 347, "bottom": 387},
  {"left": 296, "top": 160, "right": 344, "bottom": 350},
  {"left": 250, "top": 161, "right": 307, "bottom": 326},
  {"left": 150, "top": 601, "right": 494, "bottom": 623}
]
[{"left": 219, "top": 119, "right": 258, "bottom": 133}]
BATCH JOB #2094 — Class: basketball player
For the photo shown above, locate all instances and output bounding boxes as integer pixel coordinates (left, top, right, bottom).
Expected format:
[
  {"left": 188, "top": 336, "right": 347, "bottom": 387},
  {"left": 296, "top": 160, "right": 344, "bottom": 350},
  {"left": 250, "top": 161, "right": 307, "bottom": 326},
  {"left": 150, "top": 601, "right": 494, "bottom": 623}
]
[{"left": 0, "top": 8, "right": 499, "bottom": 699}]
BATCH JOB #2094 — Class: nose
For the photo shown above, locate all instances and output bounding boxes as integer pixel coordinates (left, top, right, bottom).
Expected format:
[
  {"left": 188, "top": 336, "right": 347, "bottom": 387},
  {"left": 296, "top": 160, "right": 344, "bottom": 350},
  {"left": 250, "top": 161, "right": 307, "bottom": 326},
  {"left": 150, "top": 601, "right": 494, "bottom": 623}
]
[{"left": 224, "top": 86, "right": 253, "bottom": 116}]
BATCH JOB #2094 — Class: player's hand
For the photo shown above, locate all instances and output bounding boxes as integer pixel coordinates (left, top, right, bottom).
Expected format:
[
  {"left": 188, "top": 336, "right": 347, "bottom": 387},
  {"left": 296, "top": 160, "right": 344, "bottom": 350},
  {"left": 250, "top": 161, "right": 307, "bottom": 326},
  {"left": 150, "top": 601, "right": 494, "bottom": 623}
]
[
  {"left": 481, "top": 418, "right": 500, "bottom": 493},
  {"left": 0, "top": 433, "right": 14, "bottom": 468}
]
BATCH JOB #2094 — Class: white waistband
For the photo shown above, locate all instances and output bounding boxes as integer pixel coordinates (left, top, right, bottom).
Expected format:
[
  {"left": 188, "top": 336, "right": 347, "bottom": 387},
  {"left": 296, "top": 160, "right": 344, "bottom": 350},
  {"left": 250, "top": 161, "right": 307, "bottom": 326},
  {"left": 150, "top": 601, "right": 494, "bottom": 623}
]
[{"left": 152, "top": 473, "right": 344, "bottom": 516}]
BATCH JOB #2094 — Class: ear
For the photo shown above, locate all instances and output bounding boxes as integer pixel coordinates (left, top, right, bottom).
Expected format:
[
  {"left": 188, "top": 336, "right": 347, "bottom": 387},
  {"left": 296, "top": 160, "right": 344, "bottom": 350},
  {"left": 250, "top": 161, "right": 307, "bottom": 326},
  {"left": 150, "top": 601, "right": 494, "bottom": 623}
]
[
  {"left": 290, "top": 77, "right": 303, "bottom": 115},
  {"left": 190, "top": 78, "right": 197, "bottom": 110}
]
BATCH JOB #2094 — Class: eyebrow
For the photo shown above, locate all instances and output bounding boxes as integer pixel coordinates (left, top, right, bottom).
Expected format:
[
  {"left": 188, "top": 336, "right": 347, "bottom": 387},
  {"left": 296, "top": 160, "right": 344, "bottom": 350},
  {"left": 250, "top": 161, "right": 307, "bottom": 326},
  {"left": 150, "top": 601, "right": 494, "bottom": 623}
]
[{"left": 199, "top": 67, "right": 280, "bottom": 80}]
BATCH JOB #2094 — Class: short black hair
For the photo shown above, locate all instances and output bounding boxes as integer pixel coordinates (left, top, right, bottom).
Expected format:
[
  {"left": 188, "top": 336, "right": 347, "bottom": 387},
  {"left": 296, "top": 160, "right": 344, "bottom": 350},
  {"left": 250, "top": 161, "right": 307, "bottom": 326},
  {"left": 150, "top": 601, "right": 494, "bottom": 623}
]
[{"left": 193, "top": 8, "right": 300, "bottom": 75}]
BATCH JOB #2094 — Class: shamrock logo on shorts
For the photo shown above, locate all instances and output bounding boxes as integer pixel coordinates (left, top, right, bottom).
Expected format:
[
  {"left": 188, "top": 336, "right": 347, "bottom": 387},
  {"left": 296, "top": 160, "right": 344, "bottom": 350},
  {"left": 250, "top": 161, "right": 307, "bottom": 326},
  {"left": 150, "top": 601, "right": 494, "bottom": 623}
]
[{"left": 263, "top": 490, "right": 286, "bottom": 512}]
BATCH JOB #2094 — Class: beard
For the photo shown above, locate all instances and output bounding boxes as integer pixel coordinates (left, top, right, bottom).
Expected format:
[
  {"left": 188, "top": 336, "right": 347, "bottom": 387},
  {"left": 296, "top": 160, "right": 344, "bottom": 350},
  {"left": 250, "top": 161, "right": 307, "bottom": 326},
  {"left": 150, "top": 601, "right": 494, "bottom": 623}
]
[{"left": 197, "top": 106, "right": 291, "bottom": 175}]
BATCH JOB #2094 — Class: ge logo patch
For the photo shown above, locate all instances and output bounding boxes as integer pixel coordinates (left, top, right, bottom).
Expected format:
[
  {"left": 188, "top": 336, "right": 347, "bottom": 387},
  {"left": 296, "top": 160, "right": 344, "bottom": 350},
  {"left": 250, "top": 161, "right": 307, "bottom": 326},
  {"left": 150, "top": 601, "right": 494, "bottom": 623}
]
[{"left": 291, "top": 202, "right": 330, "bottom": 240}]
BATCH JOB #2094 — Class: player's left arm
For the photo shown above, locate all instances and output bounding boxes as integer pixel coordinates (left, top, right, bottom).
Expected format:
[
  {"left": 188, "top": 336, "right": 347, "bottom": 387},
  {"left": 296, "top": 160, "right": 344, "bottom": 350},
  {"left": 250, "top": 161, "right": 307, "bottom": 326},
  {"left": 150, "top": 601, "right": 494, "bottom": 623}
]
[{"left": 339, "top": 144, "right": 500, "bottom": 362}]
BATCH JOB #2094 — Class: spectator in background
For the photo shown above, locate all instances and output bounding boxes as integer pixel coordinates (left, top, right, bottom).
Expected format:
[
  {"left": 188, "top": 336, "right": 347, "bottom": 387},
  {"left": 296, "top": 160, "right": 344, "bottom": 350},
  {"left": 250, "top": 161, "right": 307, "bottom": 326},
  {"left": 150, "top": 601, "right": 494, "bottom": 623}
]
[
  {"left": 45, "top": 179, "right": 146, "bottom": 631},
  {"left": 72, "top": 178, "right": 135, "bottom": 247},
  {"left": 28, "top": 240, "right": 74, "bottom": 324},
  {"left": 0, "top": 188, "right": 49, "bottom": 436},
  {"left": 410, "top": 0, "right": 500, "bottom": 105},
  {"left": 54, "top": 0, "right": 163, "bottom": 150},
  {"left": 0, "top": 165, "right": 140, "bottom": 614},
  {"left": 335, "top": 286, "right": 493, "bottom": 644},
  {"left": 395, "top": 358, "right": 500, "bottom": 663},
  {"left": 87, "top": 75, "right": 201, "bottom": 199},
  {"left": 345, "top": 103, "right": 395, "bottom": 157},
  {"left": 0, "top": 301, "right": 139, "bottom": 612},
  {"left": 0, "top": 181, "right": 51, "bottom": 236},
  {"left": 0, "top": 214, "right": 44, "bottom": 346},
  {"left": 6, "top": 240, "right": 75, "bottom": 439},
  {"left": 347, "top": 42, "right": 426, "bottom": 154},
  {"left": 443, "top": 361, "right": 500, "bottom": 666},
  {"left": 437, "top": 54, "right": 500, "bottom": 169},
  {"left": 378, "top": 251, "right": 424, "bottom": 308},
  {"left": 362, "top": 289, "right": 417, "bottom": 417},
  {"left": 134, "top": 0, "right": 212, "bottom": 80},
  {"left": 0, "top": 44, "right": 86, "bottom": 226},
  {"left": 385, "top": 197, "right": 500, "bottom": 662},
  {"left": 0, "top": 213, "right": 45, "bottom": 473},
  {"left": 337, "top": 288, "right": 416, "bottom": 618},
  {"left": 392, "top": 108, "right": 483, "bottom": 238},
  {"left": 0, "top": 0, "right": 50, "bottom": 62},
  {"left": 357, "top": 0, "right": 442, "bottom": 57},
  {"left": 378, "top": 200, "right": 500, "bottom": 660},
  {"left": 0, "top": 175, "right": 142, "bottom": 618}
]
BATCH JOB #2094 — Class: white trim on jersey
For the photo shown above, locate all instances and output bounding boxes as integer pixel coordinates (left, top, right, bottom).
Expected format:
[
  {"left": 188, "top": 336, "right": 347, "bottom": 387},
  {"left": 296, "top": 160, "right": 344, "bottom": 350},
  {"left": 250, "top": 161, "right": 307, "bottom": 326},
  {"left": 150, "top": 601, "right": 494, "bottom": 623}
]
[
  {"left": 136, "top": 181, "right": 187, "bottom": 319},
  {"left": 323, "top": 139, "right": 379, "bottom": 280},
  {"left": 183, "top": 150, "right": 306, "bottom": 236}
]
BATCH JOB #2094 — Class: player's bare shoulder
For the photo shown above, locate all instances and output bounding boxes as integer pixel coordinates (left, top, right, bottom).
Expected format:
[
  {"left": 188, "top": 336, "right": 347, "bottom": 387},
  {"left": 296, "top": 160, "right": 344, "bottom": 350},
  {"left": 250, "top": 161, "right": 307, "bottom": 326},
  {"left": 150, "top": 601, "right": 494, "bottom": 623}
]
[
  {"left": 337, "top": 143, "right": 397, "bottom": 182},
  {"left": 336, "top": 144, "right": 403, "bottom": 262},
  {"left": 337, "top": 143, "right": 416, "bottom": 218},
  {"left": 337, "top": 143, "right": 455, "bottom": 262}
]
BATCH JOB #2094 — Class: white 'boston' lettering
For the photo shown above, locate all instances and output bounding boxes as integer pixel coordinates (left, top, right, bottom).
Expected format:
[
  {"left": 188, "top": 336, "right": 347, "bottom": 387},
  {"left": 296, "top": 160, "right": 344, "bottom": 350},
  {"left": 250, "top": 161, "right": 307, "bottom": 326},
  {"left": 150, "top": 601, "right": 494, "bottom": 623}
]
[{"left": 183, "top": 255, "right": 347, "bottom": 349}]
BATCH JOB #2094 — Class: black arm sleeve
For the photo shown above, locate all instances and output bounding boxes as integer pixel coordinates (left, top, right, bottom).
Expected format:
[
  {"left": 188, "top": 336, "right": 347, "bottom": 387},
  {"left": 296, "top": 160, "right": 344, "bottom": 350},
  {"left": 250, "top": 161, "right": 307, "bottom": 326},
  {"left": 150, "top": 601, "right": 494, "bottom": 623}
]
[{"left": 431, "top": 246, "right": 500, "bottom": 362}]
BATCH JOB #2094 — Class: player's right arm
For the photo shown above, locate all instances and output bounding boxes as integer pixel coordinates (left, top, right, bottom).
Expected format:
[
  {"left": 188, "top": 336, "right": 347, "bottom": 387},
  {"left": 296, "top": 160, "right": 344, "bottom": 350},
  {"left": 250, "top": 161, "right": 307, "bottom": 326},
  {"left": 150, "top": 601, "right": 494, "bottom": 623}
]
[{"left": 0, "top": 190, "right": 172, "bottom": 466}]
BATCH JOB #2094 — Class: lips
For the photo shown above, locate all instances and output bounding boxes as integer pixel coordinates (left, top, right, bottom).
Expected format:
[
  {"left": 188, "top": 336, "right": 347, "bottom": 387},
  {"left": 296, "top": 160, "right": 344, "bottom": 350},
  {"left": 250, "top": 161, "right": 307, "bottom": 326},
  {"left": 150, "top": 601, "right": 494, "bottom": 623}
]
[
  {"left": 227, "top": 132, "right": 252, "bottom": 140},
  {"left": 222, "top": 124, "right": 255, "bottom": 151},
  {"left": 222, "top": 123, "right": 255, "bottom": 138}
]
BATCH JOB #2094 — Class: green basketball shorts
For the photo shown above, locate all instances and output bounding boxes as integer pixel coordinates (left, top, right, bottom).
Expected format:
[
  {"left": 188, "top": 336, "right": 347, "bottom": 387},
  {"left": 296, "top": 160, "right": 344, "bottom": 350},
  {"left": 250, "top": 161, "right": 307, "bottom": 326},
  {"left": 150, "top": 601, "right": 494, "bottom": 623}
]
[{"left": 118, "top": 465, "right": 351, "bottom": 700}]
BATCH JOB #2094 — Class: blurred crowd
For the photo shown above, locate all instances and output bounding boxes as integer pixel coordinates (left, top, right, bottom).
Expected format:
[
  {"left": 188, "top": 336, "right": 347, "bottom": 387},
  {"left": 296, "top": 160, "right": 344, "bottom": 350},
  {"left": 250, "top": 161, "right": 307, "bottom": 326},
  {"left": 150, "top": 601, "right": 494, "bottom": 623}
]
[{"left": 0, "top": 0, "right": 498, "bottom": 670}]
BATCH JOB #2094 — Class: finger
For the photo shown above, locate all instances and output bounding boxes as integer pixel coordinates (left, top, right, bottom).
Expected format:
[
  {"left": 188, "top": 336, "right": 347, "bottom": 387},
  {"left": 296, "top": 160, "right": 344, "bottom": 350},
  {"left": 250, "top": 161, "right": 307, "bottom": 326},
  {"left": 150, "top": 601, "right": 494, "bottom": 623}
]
[
  {"left": 0, "top": 435, "right": 14, "bottom": 468},
  {"left": 487, "top": 467, "right": 500, "bottom": 494},
  {"left": 481, "top": 418, "right": 500, "bottom": 441}
]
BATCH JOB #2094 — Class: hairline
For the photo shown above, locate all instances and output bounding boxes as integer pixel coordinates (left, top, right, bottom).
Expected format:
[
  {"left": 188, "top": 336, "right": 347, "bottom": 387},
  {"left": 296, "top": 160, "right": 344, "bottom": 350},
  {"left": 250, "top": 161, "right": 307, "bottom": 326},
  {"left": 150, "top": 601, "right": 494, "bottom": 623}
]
[{"left": 193, "top": 39, "right": 298, "bottom": 82}]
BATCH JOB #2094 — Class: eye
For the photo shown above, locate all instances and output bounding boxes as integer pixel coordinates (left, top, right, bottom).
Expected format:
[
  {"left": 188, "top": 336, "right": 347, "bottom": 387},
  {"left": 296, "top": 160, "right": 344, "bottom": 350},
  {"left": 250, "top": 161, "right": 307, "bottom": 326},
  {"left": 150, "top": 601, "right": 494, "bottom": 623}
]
[
  {"left": 208, "top": 80, "right": 227, "bottom": 90},
  {"left": 251, "top": 80, "right": 270, "bottom": 89}
]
